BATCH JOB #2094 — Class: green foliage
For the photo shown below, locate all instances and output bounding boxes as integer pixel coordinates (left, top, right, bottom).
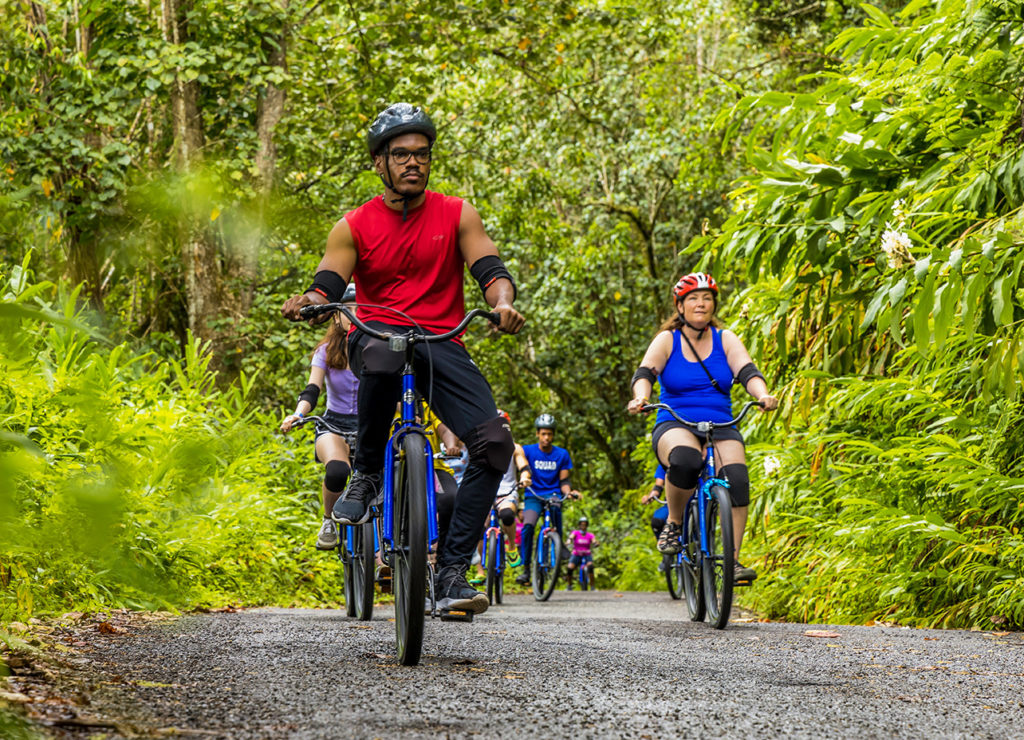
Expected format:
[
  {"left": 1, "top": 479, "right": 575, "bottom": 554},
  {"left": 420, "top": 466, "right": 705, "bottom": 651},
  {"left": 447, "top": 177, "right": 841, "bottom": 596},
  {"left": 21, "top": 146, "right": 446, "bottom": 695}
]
[
  {"left": 0, "top": 259, "right": 343, "bottom": 622},
  {"left": 705, "top": 0, "right": 1024, "bottom": 628}
]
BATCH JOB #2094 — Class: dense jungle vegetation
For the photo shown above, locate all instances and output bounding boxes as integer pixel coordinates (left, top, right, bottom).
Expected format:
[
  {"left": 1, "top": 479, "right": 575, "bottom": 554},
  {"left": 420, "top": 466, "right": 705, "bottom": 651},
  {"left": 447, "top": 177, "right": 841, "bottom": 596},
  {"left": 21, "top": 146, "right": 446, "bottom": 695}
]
[{"left": 1, "top": 0, "right": 1022, "bottom": 632}]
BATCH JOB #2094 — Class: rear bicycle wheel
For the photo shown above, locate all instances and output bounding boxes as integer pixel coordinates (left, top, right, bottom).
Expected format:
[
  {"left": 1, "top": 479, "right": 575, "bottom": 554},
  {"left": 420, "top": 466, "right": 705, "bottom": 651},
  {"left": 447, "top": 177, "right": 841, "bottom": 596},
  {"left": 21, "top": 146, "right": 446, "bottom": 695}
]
[
  {"left": 702, "top": 485, "right": 735, "bottom": 630},
  {"left": 339, "top": 529, "right": 357, "bottom": 618},
  {"left": 352, "top": 520, "right": 375, "bottom": 621},
  {"left": 394, "top": 434, "right": 428, "bottom": 665},
  {"left": 485, "top": 531, "right": 500, "bottom": 605},
  {"left": 682, "top": 497, "right": 706, "bottom": 621},
  {"left": 532, "top": 530, "right": 562, "bottom": 601}
]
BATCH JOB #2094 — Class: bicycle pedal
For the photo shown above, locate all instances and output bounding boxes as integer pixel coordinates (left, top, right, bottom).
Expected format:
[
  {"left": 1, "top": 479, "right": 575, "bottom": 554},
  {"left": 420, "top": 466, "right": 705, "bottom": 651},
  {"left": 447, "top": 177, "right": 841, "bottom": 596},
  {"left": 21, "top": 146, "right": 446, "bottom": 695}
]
[
  {"left": 439, "top": 609, "right": 474, "bottom": 623},
  {"left": 734, "top": 578, "right": 754, "bottom": 587}
]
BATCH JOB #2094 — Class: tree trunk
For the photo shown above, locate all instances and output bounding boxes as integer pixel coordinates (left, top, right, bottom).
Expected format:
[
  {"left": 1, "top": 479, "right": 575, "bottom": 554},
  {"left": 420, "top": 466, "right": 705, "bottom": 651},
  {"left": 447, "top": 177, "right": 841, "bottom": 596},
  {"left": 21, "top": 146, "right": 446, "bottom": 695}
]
[{"left": 161, "top": 0, "right": 222, "bottom": 353}]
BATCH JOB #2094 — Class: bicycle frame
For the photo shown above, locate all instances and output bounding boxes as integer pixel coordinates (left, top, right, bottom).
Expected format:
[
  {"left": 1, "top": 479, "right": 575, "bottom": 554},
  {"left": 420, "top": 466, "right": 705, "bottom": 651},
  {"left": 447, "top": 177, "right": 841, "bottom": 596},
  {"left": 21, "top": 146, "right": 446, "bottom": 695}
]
[
  {"left": 381, "top": 363, "right": 438, "bottom": 550},
  {"left": 482, "top": 507, "right": 504, "bottom": 575},
  {"left": 682, "top": 446, "right": 731, "bottom": 568}
]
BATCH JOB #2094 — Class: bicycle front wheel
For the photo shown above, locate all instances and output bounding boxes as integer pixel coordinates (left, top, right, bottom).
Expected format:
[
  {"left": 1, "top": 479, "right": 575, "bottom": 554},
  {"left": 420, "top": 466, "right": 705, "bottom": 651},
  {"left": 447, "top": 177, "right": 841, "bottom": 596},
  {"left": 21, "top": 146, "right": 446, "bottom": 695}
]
[
  {"left": 702, "top": 485, "right": 735, "bottom": 629},
  {"left": 394, "top": 434, "right": 428, "bottom": 665},
  {"left": 682, "top": 497, "right": 706, "bottom": 621},
  {"left": 485, "top": 531, "right": 500, "bottom": 605},
  {"left": 532, "top": 530, "right": 562, "bottom": 601},
  {"left": 665, "top": 553, "right": 684, "bottom": 601},
  {"left": 352, "top": 520, "right": 375, "bottom": 621}
]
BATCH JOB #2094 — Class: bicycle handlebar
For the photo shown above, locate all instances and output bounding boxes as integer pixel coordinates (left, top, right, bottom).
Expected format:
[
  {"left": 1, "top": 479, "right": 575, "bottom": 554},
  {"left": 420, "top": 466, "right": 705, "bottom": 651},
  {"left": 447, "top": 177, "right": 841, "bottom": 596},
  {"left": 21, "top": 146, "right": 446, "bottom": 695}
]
[
  {"left": 299, "top": 303, "right": 500, "bottom": 343},
  {"left": 639, "top": 400, "right": 763, "bottom": 431}
]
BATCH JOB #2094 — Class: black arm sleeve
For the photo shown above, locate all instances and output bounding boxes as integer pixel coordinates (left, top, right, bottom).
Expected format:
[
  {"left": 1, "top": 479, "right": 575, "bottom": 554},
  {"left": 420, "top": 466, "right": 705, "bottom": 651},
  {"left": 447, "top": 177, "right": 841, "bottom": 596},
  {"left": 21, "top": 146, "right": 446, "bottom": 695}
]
[
  {"left": 631, "top": 366, "right": 658, "bottom": 392},
  {"left": 298, "top": 383, "right": 320, "bottom": 409},
  {"left": 469, "top": 255, "right": 517, "bottom": 300},
  {"left": 307, "top": 270, "right": 348, "bottom": 303},
  {"left": 736, "top": 362, "right": 766, "bottom": 391}
]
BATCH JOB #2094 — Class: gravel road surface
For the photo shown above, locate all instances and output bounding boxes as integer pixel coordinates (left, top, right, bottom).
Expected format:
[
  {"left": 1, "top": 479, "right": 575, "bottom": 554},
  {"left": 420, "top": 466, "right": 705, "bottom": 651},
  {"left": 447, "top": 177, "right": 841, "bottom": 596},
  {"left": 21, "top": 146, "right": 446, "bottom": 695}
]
[{"left": 28, "top": 591, "right": 1024, "bottom": 738}]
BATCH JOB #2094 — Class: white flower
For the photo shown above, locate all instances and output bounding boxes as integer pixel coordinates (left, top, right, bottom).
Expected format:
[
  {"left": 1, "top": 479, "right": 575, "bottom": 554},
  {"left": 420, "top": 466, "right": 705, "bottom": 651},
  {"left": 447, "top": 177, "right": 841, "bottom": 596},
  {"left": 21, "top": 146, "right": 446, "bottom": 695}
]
[
  {"left": 881, "top": 222, "right": 914, "bottom": 268},
  {"left": 763, "top": 456, "right": 782, "bottom": 476}
]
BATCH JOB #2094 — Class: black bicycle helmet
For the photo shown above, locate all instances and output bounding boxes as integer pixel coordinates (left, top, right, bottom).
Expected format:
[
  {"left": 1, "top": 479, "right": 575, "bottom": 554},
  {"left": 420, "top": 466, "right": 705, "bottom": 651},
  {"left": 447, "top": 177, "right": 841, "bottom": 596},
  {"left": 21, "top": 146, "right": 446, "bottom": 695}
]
[
  {"left": 341, "top": 283, "right": 357, "bottom": 303},
  {"left": 534, "top": 413, "right": 556, "bottom": 430},
  {"left": 367, "top": 103, "right": 437, "bottom": 158}
]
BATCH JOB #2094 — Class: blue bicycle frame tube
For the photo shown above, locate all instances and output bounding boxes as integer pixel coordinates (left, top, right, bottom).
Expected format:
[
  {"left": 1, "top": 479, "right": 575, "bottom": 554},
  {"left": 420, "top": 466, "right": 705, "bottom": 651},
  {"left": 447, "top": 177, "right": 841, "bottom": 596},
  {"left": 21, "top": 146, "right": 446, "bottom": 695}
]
[{"left": 381, "top": 372, "right": 439, "bottom": 546}]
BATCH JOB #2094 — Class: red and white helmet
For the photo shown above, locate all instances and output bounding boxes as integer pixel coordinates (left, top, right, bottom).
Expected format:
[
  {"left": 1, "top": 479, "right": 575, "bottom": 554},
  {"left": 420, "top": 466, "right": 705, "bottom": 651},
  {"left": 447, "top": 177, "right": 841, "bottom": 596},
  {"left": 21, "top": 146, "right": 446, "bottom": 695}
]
[{"left": 673, "top": 272, "right": 718, "bottom": 300}]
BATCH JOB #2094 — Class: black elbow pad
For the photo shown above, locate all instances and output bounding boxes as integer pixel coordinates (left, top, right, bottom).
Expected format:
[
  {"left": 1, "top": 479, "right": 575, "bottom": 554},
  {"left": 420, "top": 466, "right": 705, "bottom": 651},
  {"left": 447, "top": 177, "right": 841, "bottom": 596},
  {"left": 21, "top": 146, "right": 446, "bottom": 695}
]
[
  {"left": 736, "top": 362, "right": 765, "bottom": 390},
  {"left": 631, "top": 366, "right": 658, "bottom": 391},
  {"left": 298, "top": 383, "right": 320, "bottom": 408},
  {"left": 469, "top": 255, "right": 517, "bottom": 300}
]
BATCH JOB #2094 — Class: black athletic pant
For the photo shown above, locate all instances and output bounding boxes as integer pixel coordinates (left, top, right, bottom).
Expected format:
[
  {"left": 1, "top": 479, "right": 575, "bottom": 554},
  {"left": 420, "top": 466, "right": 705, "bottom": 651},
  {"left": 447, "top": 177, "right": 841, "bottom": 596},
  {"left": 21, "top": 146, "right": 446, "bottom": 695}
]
[{"left": 349, "top": 323, "right": 501, "bottom": 571}]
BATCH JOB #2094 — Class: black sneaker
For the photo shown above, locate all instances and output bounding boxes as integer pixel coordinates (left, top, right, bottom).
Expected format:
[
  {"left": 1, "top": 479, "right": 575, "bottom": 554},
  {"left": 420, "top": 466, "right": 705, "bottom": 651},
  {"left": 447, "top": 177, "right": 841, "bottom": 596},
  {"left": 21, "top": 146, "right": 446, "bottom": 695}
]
[
  {"left": 657, "top": 522, "right": 683, "bottom": 554},
  {"left": 436, "top": 565, "right": 489, "bottom": 614},
  {"left": 331, "top": 471, "right": 380, "bottom": 524},
  {"left": 515, "top": 572, "right": 530, "bottom": 586}
]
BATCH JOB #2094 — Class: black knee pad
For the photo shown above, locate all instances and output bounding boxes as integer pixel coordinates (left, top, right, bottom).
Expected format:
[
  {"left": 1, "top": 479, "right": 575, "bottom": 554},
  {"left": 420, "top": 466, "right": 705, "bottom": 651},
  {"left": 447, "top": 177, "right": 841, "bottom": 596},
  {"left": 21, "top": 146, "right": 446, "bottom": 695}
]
[
  {"left": 720, "top": 463, "right": 750, "bottom": 507},
  {"left": 465, "top": 415, "right": 514, "bottom": 474},
  {"left": 324, "top": 460, "right": 351, "bottom": 493},
  {"left": 667, "top": 446, "right": 703, "bottom": 489},
  {"left": 499, "top": 507, "right": 516, "bottom": 527}
]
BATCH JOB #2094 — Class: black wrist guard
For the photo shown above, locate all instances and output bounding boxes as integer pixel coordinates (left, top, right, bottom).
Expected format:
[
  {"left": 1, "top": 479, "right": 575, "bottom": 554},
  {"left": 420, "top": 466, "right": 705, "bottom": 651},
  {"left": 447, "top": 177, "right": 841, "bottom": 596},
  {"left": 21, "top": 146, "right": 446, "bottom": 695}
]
[
  {"left": 307, "top": 270, "right": 347, "bottom": 303},
  {"left": 736, "top": 362, "right": 766, "bottom": 391},
  {"left": 631, "top": 366, "right": 657, "bottom": 392},
  {"left": 298, "top": 383, "right": 320, "bottom": 408},
  {"left": 469, "top": 255, "right": 517, "bottom": 300},
  {"left": 652, "top": 483, "right": 664, "bottom": 493}
]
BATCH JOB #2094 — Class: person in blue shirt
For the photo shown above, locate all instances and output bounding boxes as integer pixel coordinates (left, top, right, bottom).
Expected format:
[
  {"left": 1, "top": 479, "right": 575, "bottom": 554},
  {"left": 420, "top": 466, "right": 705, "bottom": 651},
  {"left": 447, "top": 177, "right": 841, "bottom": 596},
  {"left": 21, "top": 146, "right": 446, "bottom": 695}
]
[{"left": 515, "top": 413, "right": 580, "bottom": 585}]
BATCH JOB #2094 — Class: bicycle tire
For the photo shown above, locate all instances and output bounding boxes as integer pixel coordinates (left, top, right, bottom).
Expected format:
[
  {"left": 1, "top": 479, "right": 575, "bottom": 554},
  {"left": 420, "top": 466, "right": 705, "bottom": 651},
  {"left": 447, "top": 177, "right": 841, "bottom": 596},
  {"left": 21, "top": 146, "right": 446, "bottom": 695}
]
[
  {"left": 353, "top": 521, "right": 375, "bottom": 621},
  {"left": 485, "top": 531, "right": 500, "bottom": 605},
  {"left": 665, "top": 553, "right": 684, "bottom": 601},
  {"left": 532, "top": 530, "right": 562, "bottom": 601},
  {"left": 340, "top": 530, "right": 357, "bottom": 618},
  {"left": 580, "top": 562, "right": 590, "bottom": 591},
  {"left": 702, "top": 485, "right": 735, "bottom": 630},
  {"left": 682, "top": 497, "right": 706, "bottom": 621},
  {"left": 495, "top": 544, "right": 504, "bottom": 604},
  {"left": 394, "top": 434, "right": 428, "bottom": 665}
]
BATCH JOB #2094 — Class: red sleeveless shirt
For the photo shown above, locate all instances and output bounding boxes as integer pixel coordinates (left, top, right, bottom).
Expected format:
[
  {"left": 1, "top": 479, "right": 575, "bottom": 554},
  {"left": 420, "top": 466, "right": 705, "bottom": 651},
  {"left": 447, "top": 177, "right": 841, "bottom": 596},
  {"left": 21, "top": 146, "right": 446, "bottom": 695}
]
[{"left": 344, "top": 190, "right": 466, "bottom": 334}]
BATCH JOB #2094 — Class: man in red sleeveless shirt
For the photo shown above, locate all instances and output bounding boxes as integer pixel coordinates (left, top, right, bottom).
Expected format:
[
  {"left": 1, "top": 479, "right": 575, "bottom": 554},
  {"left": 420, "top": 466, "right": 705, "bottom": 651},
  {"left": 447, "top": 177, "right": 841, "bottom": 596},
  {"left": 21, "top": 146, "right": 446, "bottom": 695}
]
[{"left": 282, "top": 103, "right": 524, "bottom": 614}]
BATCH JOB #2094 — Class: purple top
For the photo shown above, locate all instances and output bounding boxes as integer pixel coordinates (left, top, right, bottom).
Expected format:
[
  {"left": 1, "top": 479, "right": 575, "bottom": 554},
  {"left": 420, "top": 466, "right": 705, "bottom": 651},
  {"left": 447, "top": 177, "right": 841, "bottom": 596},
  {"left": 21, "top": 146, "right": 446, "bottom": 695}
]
[{"left": 312, "top": 345, "right": 359, "bottom": 415}]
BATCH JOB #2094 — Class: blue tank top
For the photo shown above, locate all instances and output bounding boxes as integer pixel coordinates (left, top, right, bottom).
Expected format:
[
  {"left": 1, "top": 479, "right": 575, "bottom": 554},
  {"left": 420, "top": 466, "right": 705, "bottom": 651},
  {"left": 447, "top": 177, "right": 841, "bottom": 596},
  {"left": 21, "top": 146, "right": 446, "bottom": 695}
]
[{"left": 655, "top": 328, "right": 734, "bottom": 426}]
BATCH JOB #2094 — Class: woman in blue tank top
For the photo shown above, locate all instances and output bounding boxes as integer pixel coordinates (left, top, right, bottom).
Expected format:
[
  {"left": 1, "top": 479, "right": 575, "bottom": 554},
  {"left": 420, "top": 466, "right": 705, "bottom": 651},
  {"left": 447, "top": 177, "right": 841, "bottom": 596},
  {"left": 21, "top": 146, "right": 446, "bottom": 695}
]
[{"left": 626, "top": 273, "right": 778, "bottom": 583}]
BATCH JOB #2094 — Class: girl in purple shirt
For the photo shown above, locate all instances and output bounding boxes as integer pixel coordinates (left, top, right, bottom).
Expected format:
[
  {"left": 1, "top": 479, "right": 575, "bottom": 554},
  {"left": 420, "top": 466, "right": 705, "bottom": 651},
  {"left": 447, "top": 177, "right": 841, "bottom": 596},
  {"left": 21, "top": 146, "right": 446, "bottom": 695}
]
[{"left": 281, "top": 307, "right": 359, "bottom": 550}]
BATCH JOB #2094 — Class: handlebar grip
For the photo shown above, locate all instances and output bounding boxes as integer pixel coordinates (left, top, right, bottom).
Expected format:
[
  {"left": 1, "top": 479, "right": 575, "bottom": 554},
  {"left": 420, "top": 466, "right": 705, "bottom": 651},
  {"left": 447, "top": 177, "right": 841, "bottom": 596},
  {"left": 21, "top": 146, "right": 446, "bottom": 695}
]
[{"left": 299, "top": 304, "right": 329, "bottom": 319}]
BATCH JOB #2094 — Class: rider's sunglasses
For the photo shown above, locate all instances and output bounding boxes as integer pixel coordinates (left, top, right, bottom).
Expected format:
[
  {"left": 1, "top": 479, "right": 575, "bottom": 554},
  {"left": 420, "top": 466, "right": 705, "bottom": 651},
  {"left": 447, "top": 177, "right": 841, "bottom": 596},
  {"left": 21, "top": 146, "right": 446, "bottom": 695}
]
[{"left": 388, "top": 147, "right": 432, "bottom": 165}]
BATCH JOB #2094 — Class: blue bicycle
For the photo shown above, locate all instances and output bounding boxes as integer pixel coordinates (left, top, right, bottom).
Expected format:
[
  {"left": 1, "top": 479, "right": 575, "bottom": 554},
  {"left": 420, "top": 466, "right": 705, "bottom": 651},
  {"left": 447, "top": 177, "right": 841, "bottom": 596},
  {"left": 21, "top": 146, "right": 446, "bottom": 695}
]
[
  {"left": 482, "top": 505, "right": 506, "bottom": 605},
  {"left": 525, "top": 488, "right": 566, "bottom": 601},
  {"left": 301, "top": 302, "right": 498, "bottom": 665},
  {"left": 641, "top": 401, "right": 762, "bottom": 629}
]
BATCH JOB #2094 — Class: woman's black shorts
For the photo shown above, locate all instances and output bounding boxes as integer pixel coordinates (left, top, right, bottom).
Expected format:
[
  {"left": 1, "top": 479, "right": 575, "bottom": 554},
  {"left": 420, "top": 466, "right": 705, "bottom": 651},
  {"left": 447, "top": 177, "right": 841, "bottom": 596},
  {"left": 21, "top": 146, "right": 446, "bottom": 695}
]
[
  {"left": 652, "top": 420, "right": 744, "bottom": 466},
  {"left": 313, "top": 411, "right": 357, "bottom": 462}
]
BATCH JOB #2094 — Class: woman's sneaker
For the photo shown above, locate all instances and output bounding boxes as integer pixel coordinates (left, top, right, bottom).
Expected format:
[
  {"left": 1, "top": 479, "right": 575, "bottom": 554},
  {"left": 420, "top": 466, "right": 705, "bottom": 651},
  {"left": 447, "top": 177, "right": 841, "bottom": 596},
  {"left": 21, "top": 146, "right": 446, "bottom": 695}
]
[
  {"left": 316, "top": 518, "right": 339, "bottom": 550},
  {"left": 505, "top": 547, "right": 522, "bottom": 568},
  {"left": 657, "top": 522, "right": 683, "bottom": 554}
]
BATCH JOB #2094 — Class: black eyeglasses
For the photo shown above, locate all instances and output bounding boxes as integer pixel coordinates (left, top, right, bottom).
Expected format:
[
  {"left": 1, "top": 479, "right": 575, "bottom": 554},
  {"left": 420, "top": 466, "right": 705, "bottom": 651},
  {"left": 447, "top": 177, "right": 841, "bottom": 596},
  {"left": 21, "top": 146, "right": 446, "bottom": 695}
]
[{"left": 388, "top": 147, "right": 432, "bottom": 165}]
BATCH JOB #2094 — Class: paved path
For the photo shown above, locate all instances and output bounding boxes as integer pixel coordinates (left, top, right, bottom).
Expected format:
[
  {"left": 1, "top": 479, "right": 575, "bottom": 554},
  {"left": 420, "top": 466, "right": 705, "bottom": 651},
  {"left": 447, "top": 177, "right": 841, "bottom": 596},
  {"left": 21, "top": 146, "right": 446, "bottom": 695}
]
[{"left": 46, "top": 592, "right": 1024, "bottom": 738}]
